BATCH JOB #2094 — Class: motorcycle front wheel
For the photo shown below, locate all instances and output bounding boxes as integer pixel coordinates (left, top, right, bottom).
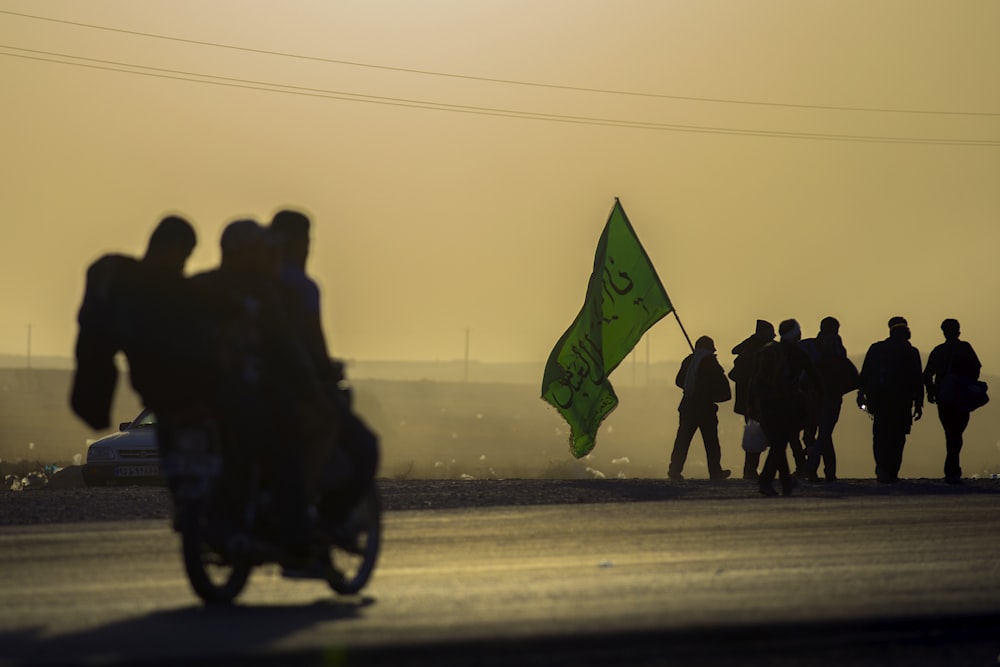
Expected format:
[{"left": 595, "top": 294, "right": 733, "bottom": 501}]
[
  {"left": 328, "top": 484, "right": 382, "bottom": 595},
  {"left": 179, "top": 503, "right": 252, "bottom": 604}
]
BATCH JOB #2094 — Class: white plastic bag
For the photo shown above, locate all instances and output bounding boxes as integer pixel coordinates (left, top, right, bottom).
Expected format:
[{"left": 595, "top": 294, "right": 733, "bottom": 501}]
[{"left": 741, "top": 419, "right": 768, "bottom": 453}]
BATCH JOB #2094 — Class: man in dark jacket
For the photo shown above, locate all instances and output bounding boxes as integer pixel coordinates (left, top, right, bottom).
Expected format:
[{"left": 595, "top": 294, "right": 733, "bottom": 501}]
[
  {"left": 668, "top": 335, "right": 732, "bottom": 481},
  {"left": 799, "top": 316, "right": 858, "bottom": 482},
  {"left": 192, "top": 219, "right": 322, "bottom": 562},
  {"left": 729, "top": 320, "right": 775, "bottom": 480},
  {"left": 923, "top": 318, "right": 982, "bottom": 484},
  {"left": 858, "top": 316, "right": 924, "bottom": 484}
]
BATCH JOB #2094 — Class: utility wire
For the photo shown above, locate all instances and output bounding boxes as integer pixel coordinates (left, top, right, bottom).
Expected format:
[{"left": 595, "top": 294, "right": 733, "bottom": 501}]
[
  {"left": 2, "top": 8, "right": 999, "bottom": 118},
  {"left": 2, "top": 46, "right": 998, "bottom": 147}
]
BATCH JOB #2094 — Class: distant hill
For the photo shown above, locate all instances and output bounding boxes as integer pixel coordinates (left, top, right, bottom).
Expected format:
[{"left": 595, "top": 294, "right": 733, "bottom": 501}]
[
  {"left": 2, "top": 364, "right": 996, "bottom": 482},
  {"left": 0, "top": 356, "right": 683, "bottom": 386}
]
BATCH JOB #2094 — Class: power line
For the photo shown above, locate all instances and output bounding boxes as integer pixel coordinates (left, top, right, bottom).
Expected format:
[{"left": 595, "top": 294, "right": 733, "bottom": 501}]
[
  {"left": 2, "top": 8, "right": 999, "bottom": 118},
  {"left": 2, "top": 46, "right": 998, "bottom": 147}
]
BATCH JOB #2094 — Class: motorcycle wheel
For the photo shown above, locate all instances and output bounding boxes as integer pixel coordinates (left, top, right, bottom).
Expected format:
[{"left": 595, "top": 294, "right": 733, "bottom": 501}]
[
  {"left": 328, "top": 484, "right": 382, "bottom": 595},
  {"left": 180, "top": 504, "right": 252, "bottom": 604}
]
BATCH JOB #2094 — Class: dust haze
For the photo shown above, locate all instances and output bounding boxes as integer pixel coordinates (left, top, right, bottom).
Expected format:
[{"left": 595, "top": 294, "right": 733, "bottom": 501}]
[{"left": 2, "top": 364, "right": 998, "bottom": 483}]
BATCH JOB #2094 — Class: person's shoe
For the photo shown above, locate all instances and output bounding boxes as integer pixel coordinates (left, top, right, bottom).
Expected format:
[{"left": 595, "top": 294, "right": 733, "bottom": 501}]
[
  {"left": 758, "top": 482, "right": 778, "bottom": 497},
  {"left": 667, "top": 471, "right": 684, "bottom": 481},
  {"left": 795, "top": 469, "right": 819, "bottom": 483},
  {"left": 825, "top": 475, "right": 838, "bottom": 483},
  {"left": 780, "top": 476, "right": 798, "bottom": 497},
  {"left": 945, "top": 476, "right": 963, "bottom": 485},
  {"left": 742, "top": 471, "right": 759, "bottom": 482},
  {"left": 710, "top": 469, "right": 732, "bottom": 481}
]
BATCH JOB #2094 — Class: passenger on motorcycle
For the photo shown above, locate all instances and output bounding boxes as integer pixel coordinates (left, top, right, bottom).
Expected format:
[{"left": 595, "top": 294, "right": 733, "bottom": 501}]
[
  {"left": 269, "top": 210, "right": 380, "bottom": 532},
  {"left": 71, "top": 215, "right": 217, "bottom": 492},
  {"left": 192, "top": 219, "right": 325, "bottom": 564}
]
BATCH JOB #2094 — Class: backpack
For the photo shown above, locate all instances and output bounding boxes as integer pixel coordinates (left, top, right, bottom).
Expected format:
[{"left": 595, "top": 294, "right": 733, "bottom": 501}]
[{"left": 813, "top": 340, "right": 859, "bottom": 396}]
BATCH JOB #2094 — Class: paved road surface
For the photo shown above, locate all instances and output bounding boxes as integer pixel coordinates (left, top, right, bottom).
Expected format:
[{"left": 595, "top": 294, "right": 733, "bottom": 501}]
[{"left": 2, "top": 495, "right": 1000, "bottom": 665}]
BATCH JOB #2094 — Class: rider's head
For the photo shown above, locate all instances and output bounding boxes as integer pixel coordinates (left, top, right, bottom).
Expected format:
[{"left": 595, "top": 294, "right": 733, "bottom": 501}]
[
  {"left": 269, "top": 209, "right": 311, "bottom": 269},
  {"left": 144, "top": 215, "right": 196, "bottom": 274},
  {"left": 220, "top": 219, "right": 273, "bottom": 276}
]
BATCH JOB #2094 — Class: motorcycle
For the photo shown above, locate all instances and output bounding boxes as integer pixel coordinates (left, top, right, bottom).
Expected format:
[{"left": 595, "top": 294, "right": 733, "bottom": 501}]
[{"left": 165, "top": 420, "right": 381, "bottom": 605}]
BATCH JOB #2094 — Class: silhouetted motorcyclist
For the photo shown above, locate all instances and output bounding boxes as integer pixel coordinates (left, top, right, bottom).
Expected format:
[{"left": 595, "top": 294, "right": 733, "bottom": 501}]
[
  {"left": 269, "top": 209, "right": 379, "bottom": 529},
  {"left": 192, "top": 219, "right": 323, "bottom": 563}
]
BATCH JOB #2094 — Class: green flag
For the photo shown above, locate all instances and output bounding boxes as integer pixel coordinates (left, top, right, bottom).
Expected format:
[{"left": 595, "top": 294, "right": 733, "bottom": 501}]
[{"left": 541, "top": 199, "right": 673, "bottom": 458}]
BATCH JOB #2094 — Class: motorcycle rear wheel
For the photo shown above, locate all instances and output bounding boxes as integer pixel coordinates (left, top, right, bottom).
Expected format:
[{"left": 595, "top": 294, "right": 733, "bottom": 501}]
[
  {"left": 328, "top": 484, "right": 382, "bottom": 595},
  {"left": 180, "top": 506, "right": 252, "bottom": 604}
]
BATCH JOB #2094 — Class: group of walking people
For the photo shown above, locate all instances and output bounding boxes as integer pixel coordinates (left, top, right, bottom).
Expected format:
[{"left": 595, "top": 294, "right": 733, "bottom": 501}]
[
  {"left": 71, "top": 211, "right": 379, "bottom": 566},
  {"left": 668, "top": 315, "right": 984, "bottom": 496}
]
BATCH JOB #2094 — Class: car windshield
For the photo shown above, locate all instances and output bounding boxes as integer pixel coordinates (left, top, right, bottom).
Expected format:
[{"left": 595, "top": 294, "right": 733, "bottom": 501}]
[{"left": 132, "top": 410, "right": 157, "bottom": 428}]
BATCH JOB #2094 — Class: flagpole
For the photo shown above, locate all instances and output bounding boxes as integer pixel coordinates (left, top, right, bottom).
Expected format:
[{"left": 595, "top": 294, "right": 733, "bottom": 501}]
[
  {"left": 657, "top": 278, "right": 694, "bottom": 354},
  {"left": 671, "top": 310, "right": 695, "bottom": 353}
]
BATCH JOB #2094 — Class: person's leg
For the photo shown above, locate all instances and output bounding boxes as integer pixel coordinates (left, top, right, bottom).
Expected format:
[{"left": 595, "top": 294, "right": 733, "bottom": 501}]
[
  {"left": 668, "top": 410, "right": 698, "bottom": 479},
  {"left": 872, "top": 412, "right": 889, "bottom": 482},
  {"left": 758, "top": 446, "right": 779, "bottom": 495},
  {"left": 806, "top": 396, "right": 840, "bottom": 480},
  {"left": 817, "top": 396, "right": 842, "bottom": 480},
  {"left": 777, "top": 439, "right": 794, "bottom": 495},
  {"left": 743, "top": 449, "right": 761, "bottom": 481},
  {"left": 757, "top": 412, "right": 784, "bottom": 495},
  {"left": 699, "top": 411, "right": 729, "bottom": 478},
  {"left": 789, "top": 433, "right": 807, "bottom": 473},
  {"left": 882, "top": 414, "right": 908, "bottom": 482},
  {"left": 803, "top": 424, "right": 821, "bottom": 477},
  {"left": 939, "top": 403, "right": 970, "bottom": 482}
]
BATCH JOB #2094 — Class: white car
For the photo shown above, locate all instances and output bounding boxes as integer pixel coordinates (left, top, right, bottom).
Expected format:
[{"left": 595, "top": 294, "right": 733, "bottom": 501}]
[{"left": 82, "top": 409, "right": 163, "bottom": 486}]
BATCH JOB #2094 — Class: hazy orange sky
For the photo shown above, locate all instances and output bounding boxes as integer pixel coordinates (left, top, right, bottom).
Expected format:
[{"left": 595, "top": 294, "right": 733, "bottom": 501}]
[{"left": 2, "top": 1, "right": 998, "bottom": 371}]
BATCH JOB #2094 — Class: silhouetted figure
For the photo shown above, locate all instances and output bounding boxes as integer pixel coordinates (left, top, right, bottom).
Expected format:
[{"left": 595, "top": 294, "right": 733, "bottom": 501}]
[
  {"left": 729, "top": 320, "right": 775, "bottom": 480},
  {"left": 668, "top": 336, "right": 732, "bottom": 480},
  {"left": 799, "top": 316, "right": 858, "bottom": 482},
  {"left": 71, "top": 215, "right": 211, "bottom": 436},
  {"left": 193, "top": 219, "right": 321, "bottom": 561},
  {"left": 750, "top": 319, "right": 820, "bottom": 497},
  {"left": 923, "top": 318, "right": 981, "bottom": 484},
  {"left": 269, "top": 209, "right": 380, "bottom": 522},
  {"left": 857, "top": 316, "right": 923, "bottom": 483},
  {"left": 270, "top": 210, "right": 337, "bottom": 390}
]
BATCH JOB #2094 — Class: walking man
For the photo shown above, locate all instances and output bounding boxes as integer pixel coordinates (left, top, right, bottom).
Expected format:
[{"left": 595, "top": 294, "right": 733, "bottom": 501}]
[
  {"left": 800, "top": 316, "right": 859, "bottom": 482},
  {"left": 668, "top": 335, "right": 732, "bottom": 481},
  {"left": 751, "top": 319, "right": 820, "bottom": 497},
  {"left": 729, "top": 320, "right": 775, "bottom": 480},
  {"left": 857, "top": 316, "right": 924, "bottom": 483},
  {"left": 923, "top": 318, "right": 982, "bottom": 484}
]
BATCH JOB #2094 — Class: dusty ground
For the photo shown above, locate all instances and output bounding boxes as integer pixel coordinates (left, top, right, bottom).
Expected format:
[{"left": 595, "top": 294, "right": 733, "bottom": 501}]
[{"left": 2, "top": 466, "right": 1000, "bottom": 526}]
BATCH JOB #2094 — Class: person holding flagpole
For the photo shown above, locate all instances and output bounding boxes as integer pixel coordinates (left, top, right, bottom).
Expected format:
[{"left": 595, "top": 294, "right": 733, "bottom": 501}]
[{"left": 667, "top": 336, "right": 733, "bottom": 481}]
